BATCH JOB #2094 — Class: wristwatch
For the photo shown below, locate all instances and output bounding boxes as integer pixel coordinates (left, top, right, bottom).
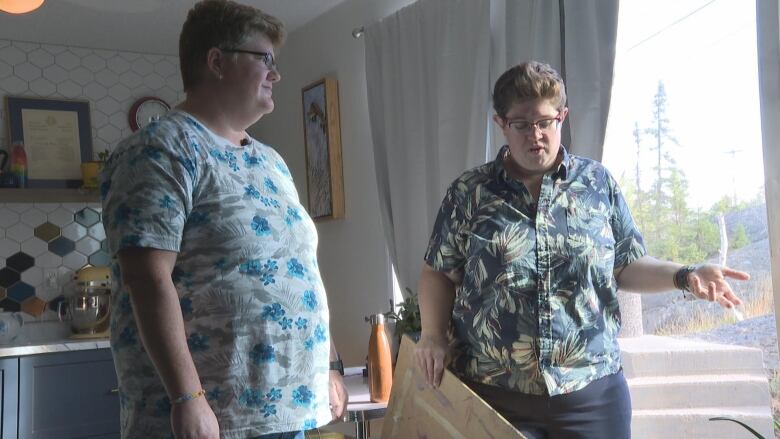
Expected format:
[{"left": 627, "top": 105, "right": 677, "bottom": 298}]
[
  {"left": 329, "top": 354, "right": 344, "bottom": 376},
  {"left": 674, "top": 265, "right": 697, "bottom": 297}
]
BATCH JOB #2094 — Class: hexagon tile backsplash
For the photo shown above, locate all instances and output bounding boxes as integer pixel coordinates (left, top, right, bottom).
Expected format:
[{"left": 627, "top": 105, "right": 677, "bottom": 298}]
[
  {"left": 0, "top": 38, "right": 184, "bottom": 155},
  {"left": 0, "top": 202, "right": 108, "bottom": 316}
]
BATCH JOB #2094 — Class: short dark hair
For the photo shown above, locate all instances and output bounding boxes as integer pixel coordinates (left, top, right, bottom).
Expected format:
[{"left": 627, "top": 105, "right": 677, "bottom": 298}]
[
  {"left": 179, "top": 0, "right": 286, "bottom": 91},
  {"left": 492, "top": 61, "right": 567, "bottom": 118}
]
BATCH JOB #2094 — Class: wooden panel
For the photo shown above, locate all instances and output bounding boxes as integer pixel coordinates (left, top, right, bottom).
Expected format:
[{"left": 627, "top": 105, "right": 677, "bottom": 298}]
[{"left": 382, "top": 336, "right": 526, "bottom": 439}]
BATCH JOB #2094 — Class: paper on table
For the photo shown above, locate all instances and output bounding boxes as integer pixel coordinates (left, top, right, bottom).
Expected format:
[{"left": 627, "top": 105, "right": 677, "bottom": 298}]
[
  {"left": 344, "top": 366, "right": 364, "bottom": 377},
  {"left": 732, "top": 307, "right": 745, "bottom": 322}
]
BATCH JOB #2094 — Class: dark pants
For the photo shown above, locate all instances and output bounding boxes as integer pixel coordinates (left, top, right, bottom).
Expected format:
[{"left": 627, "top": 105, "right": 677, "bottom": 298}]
[{"left": 467, "top": 370, "right": 631, "bottom": 439}]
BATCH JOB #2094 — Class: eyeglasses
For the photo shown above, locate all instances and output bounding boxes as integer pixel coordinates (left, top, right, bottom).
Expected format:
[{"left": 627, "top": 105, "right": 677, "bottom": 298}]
[
  {"left": 222, "top": 48, "right": 277, "bottom": 71},
  {"left": 504, "top": 116, "right": 562, "bottom": 133}
]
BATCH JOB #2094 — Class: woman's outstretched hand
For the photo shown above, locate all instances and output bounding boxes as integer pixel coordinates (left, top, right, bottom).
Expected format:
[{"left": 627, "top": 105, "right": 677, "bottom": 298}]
[{"left": 688, "top": 264, "right": 750, "bottom": 308}]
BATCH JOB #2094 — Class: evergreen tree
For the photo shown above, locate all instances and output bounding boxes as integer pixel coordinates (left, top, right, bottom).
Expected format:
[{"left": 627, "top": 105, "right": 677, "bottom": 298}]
[
  {"left": 690, "top": 214, "right": 720, "bottom": 261},
  {"left": 623, "top": 80, "right": 721, "bottom": 264},
  {"left": 731, "top": 224, "right": 750, "bottom": 250},
  {"left": 631, "top": 121, "right": 647, "bottom": 234},
  {"left": 710, "top": 195, "right": 735, "bottom": 216},
  {"left": 644, "top": 81, "right": 679, "bottom": 224}
]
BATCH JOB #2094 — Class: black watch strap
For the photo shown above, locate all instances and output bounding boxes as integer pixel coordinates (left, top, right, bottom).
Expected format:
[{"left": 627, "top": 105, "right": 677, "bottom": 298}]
[
  {"left": 329, "top": 357, "right": 344, "bottom": 376},
  {"left": 674, "top": 264, "right": 697, "bottom": 294}
]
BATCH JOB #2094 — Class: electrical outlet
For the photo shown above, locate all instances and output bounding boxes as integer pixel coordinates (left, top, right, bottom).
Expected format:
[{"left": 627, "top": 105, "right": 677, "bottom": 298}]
[{"left": 43, "top": 269, "right": 59, "bottom": 289}]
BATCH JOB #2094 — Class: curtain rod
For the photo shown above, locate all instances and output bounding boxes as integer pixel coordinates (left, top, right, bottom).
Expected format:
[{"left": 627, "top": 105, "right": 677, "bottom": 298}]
[{"left": 352, "top": 26, "right": 365, "bottom": 39}]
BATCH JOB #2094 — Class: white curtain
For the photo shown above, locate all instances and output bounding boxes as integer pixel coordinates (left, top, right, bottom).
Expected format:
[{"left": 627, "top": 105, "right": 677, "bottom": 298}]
[
  {"left": 365, "top": 0, "right": 490, "bottom": 293},
  {"left": 489, "top": 0, "right": 619, "bottom": 161},
  {"left": 366, "top": 0, "right": 619, "bottom": 296},
  {"left": 487, "top": 0, "right": 643, "bottom": 336},
  {"left": 756, "top": 0, "right": 780, "bottom": 338}
]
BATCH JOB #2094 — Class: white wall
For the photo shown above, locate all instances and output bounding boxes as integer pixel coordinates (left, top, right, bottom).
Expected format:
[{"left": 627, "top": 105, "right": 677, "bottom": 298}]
[{"left": 251, "top": 0, "right": 415, "bottom": 366}]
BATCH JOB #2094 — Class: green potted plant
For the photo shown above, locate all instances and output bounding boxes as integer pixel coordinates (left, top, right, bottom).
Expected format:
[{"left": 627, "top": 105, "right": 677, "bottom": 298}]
[
  {"left": 81, "top": 148, "right": 110, "bottom": 189},
  {"left": 384, "top": 288, "right": 422, "bottom": 345}
]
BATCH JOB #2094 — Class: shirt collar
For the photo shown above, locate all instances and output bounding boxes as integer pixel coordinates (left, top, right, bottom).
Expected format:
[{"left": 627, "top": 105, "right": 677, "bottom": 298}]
[{"left": 493, "top": 144, "right": 571, "bottom": 182}]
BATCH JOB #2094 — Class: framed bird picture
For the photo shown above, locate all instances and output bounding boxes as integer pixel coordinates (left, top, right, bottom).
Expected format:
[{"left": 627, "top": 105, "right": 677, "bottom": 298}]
[{"left": 301, "top": 77, "right": 345, "bottom": 220}]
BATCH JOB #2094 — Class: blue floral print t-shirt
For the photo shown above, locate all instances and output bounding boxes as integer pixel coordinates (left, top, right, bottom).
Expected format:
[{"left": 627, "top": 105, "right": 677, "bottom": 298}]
[
  {"left": 101, "top": 110, "right": 332, "bottom": 438},
  {"left": 424, "top": 146, "right": 646, "bottom": 396}
]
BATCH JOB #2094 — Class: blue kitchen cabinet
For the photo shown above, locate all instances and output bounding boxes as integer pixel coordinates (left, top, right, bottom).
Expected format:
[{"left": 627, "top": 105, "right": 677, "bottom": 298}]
[
  {"left": 18, "top": 349, "right": 119, "bottom": 439},
  {"left": 0, "top": 357, "right": 19, "bottom": 439}
]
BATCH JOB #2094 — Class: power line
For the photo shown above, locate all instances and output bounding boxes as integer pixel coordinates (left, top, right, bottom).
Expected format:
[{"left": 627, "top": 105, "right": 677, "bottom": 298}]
[{"left": 626, "top": 0, "right": 720, "bottom": 52}]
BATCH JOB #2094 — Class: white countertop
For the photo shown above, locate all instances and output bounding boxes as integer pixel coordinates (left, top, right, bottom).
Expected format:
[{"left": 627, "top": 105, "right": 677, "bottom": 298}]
[
  {"left": 0, "top": 337, "right": 110, "bottom": 358},
  {"left": 343, "top": 366, "right": 387, "bottom": 421}
]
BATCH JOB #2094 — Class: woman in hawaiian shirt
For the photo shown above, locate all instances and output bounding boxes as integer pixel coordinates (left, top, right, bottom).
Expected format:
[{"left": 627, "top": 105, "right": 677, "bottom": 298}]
[{"left": 415, "top": 61, "right": 748, "bottom": 439}]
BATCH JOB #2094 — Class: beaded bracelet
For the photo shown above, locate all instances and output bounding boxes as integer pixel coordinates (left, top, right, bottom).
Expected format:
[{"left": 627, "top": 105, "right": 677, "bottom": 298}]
[{"left": 172, "top": 389, "right": 206, "bottom": 405}]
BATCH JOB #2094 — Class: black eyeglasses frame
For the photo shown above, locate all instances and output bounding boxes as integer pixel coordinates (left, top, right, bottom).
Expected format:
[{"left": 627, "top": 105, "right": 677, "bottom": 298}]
[{"left": 222, "top": 48, "right": 277, "bottom": 71}]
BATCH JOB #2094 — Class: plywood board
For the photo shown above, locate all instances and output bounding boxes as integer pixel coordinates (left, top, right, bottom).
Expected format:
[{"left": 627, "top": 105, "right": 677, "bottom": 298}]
[{"left": 381, "top": 335, "right": 527, "bottom": 439}]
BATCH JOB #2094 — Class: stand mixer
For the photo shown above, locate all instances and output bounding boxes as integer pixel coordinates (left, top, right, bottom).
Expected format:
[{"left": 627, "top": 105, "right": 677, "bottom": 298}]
[{"left": 58, "top": 266, "right": 111, "bottom": 337}]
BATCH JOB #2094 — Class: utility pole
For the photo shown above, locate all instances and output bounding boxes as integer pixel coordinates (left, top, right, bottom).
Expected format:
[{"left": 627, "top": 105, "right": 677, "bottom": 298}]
[
  {"left": 632, "top": 122, "right": 644, "bottom": 233},
  {"left": 723, "top": 149, "right": 742, "bottom": 206}
]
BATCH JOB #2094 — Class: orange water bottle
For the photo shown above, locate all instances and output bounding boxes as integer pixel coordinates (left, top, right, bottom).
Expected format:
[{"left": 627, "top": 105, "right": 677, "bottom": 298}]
[
  {"left": 9, "top": 141, "right": 27, "bottom": 188},
  {"left": 367, "top": 313, "right": 393, "bottom": 402}
]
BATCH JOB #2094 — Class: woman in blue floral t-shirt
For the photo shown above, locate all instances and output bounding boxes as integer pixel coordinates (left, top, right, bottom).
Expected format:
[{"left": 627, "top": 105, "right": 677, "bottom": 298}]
[{"left": 102, "top": 2, "right": 347, "bottom": 438}]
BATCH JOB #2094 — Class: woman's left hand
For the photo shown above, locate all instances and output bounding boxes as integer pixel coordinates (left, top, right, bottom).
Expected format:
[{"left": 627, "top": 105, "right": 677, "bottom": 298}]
[
  {"left": 328, "top": 371, "right": 349, "bottom": 422},
  {"left": 688, "top": 264, "right": 750, "bottom": 308}
]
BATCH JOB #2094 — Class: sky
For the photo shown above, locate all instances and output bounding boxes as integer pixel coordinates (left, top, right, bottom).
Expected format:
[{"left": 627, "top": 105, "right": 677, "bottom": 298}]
[{"left": 602, "top": 0, "right": 763, "bottom": 211}]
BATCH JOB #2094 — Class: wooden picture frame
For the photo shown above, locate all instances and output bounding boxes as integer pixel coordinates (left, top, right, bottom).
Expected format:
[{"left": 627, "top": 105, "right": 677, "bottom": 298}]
[
  {"left": 4, "top": 96, "right": 93, "bottom": 188},
  {"left": 301, "top": 77, "right": 345, "bottom": 220}
]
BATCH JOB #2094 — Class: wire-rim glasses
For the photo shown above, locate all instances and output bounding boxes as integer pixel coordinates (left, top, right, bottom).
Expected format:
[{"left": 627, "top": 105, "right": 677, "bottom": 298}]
[
  {"left": 222, "top": 48, "right": 277, "bottom": 71},
  {"left": 504, "top": 115, "right": 562, "bottom": 133}
]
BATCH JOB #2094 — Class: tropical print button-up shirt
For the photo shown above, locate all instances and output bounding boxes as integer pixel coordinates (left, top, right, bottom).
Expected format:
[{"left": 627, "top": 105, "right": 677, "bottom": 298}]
[
  {"left": 101, "top": 110, "right": 332, "bottom": 438},
  {"left": 424, "top": 145, "right": 646, "bottom": 396}
]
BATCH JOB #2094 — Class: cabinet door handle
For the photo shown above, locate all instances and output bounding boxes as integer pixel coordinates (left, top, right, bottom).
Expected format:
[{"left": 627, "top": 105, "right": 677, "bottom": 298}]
[{"left": 110, "top": 388, "right": 119, "bottom": 394}]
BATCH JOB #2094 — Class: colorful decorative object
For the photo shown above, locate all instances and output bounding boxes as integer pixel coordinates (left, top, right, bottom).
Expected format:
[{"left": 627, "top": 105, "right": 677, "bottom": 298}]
[
  {"left": 9, "top": 141, "right": 27, "bottom": 188},
  {"left": 80, "top": 149, "right": 110, "bottom": 189}
]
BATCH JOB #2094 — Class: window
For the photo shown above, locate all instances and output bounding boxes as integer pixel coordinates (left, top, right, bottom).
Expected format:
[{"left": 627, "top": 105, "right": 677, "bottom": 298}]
[{"left": 604, "top": 0, "right": 774, "bottom": 349}]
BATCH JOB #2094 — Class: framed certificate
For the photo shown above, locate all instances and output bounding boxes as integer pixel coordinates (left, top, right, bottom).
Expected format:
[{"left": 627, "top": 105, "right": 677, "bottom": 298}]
[{"left": 4, "top": 96, "right": 93, "bottom": 188}]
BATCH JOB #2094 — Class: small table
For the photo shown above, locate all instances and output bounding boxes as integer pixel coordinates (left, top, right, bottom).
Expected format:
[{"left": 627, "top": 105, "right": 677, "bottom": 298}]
[{"left": 342, "top": 367, "right": 387, "bottom": 439}]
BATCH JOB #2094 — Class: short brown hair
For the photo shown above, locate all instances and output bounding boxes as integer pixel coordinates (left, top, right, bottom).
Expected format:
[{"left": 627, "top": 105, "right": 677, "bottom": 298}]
[
  {"left": 179, "top": 0, "right": 286, "bottom": 91},
  {"left": 492, "top": 61, "right": 567, "bottom": 118}
]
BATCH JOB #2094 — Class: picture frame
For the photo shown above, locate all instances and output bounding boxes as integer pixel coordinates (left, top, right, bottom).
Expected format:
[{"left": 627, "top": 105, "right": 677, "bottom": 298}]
[
  {"left": 4, "top": 96, "right": 93, "bottom": 188},
  {"left": 301, "top": 77, "right": 345, "bottom": 220}
]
